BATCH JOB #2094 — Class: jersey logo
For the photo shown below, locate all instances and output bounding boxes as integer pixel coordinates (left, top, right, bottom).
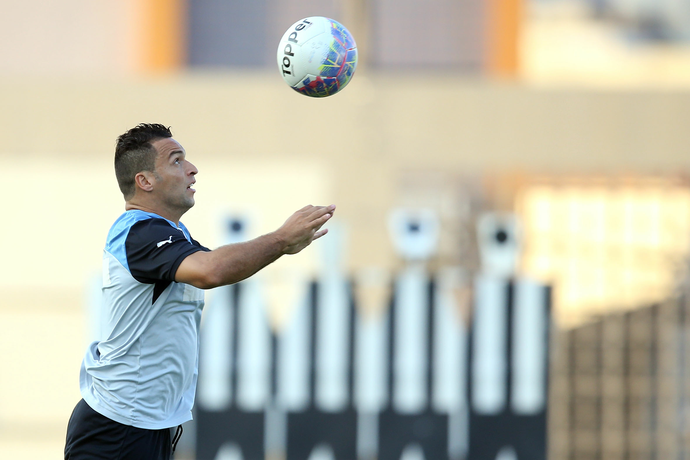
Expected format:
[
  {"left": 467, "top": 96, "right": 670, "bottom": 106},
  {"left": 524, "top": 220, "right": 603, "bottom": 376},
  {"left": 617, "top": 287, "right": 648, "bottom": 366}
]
[{"left": 157, "top": 236, "right": 174, "bottom": 248}]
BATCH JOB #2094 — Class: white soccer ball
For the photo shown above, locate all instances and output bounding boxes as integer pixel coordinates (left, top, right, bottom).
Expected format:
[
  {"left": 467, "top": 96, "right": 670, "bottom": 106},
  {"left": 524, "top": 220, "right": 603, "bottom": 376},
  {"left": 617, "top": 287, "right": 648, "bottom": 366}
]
[{"left": 277, "top": 16, "right": 358, "bottom": 98}]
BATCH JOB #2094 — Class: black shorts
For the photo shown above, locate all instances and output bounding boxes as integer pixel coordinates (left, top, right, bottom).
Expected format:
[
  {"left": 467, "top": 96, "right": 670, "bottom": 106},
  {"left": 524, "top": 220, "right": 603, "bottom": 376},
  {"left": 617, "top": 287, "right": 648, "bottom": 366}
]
[{"left": 64, "top": 399, "right": 174, "bottom": 460}]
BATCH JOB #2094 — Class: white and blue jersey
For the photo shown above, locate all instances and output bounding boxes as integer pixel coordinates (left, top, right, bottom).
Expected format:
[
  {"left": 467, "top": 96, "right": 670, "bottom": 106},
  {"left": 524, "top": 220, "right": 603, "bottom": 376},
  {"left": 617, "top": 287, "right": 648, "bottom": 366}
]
[{"left": 80, "top": 210, "right": 210, "bottom": 430}]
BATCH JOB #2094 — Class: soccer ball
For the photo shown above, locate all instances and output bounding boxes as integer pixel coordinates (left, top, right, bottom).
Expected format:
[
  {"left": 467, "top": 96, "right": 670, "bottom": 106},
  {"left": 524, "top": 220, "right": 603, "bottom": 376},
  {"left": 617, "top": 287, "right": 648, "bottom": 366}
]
[{"left": 277, "top": 17, "right": 358, "bottom": 98}]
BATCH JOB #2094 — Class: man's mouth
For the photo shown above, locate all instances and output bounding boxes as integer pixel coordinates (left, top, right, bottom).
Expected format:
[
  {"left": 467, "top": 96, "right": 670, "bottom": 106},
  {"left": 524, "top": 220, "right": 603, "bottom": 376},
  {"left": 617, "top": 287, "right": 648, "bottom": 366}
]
[{"left": 187, "top": 182, "right": 196, "bottom": 192}]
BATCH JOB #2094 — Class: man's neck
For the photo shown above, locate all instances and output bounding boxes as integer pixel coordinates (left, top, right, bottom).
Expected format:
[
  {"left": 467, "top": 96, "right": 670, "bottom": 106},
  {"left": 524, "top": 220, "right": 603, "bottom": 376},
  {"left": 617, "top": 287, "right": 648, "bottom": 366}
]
[{"left": 125, "top": 201, "right": 182, "bottom": 225}]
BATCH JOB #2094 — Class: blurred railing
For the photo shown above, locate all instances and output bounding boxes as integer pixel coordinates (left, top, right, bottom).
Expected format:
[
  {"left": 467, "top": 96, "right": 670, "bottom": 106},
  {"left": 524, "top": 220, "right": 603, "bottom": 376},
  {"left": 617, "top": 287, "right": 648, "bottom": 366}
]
[{"left": 549, "top": 290, "right": 690, "bottom": 459}]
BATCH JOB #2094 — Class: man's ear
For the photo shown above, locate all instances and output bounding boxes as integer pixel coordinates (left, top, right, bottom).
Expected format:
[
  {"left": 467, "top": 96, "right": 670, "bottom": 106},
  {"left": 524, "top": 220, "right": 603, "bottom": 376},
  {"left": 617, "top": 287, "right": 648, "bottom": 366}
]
[{"left": 134, "top": 171, "right": 156, "bottom": 193}]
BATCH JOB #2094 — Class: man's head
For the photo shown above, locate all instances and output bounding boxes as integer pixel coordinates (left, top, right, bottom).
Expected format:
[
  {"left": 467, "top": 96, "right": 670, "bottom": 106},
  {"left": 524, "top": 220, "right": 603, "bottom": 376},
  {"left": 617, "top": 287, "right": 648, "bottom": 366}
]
[
  {"left": 115, "top": 123, "right": 198, "bottom": 223},
  {"left": 115, "top": 123, "right": 173, "bottom": 200}
]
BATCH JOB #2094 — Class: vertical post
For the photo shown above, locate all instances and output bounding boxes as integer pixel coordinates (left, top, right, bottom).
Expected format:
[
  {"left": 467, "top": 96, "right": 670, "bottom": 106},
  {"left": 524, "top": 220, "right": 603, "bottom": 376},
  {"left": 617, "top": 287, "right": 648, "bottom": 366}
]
[
  {"left": 485, "top": 0, "right": 522, "bottom": 78},
  {"left": 139, "top": 0, "right": 186, "bottom": 72}
]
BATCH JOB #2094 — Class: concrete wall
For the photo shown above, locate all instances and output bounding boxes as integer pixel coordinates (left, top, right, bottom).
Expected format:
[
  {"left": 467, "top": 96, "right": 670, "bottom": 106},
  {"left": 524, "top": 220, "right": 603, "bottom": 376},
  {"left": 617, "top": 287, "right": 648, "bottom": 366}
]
[
  {"left": 0, "top": 1, "right": 140, "bottom": 75},
  {"left": 2, "top": 72, "right": 689, "bottom": 269}
]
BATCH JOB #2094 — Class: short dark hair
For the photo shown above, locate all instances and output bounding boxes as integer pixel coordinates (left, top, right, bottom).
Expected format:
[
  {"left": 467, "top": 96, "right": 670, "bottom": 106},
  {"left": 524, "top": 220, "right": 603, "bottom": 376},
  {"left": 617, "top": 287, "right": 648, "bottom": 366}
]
[{"left": 114, "top": 123, "right": 173, "bottom": 199}]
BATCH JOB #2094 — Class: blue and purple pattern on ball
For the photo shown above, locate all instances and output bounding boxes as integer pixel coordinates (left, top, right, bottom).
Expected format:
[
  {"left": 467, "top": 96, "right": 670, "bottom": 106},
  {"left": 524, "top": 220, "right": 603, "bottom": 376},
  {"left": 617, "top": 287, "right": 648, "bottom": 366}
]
[{"left": 295, "top": 19, "right": 358, "bottom": 98}]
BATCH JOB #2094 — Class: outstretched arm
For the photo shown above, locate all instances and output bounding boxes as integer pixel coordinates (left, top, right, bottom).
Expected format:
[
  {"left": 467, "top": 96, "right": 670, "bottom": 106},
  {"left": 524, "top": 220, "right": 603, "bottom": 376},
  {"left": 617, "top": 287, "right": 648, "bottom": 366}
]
[{"left": 175, "top": 204, "right": 335, "bottom": 289}]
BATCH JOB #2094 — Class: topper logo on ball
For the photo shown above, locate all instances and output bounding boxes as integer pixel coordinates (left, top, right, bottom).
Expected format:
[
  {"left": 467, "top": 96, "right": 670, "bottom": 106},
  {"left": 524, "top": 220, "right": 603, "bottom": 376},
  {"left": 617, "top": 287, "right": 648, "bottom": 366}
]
[
  {"left": 277, "top": 16, "right": 357, "bottom": 97},
  {"left": 280, "top": 19, "right": 313, "bottom": 77}
]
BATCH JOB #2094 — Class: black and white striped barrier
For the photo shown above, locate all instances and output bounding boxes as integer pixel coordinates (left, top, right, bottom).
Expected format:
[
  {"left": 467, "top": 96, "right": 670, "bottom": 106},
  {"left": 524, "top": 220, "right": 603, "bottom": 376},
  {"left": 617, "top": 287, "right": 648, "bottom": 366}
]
[{"left": 194, "top": 270, "right": 550, "bottom": 460}]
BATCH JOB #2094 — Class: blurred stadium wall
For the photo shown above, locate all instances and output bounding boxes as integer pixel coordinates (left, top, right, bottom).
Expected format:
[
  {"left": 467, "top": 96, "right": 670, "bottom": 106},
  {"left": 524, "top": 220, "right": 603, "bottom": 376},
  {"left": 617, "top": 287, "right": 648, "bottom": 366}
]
[{"left": 1, "top": 0, "right": 690, "bottom": 459}]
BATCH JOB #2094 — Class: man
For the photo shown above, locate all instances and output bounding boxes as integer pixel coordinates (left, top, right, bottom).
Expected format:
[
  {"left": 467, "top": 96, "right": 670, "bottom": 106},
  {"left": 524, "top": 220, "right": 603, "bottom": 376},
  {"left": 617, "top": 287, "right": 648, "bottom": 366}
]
[{"left": 64, "top": 123, "right": 335, "bottom": 459}]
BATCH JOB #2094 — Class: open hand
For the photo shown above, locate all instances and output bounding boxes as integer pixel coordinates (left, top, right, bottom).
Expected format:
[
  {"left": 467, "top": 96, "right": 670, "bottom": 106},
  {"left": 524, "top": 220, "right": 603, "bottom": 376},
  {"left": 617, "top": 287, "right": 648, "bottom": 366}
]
[{"left": 278, "top": 204, "right": 336, "bottom": 255}]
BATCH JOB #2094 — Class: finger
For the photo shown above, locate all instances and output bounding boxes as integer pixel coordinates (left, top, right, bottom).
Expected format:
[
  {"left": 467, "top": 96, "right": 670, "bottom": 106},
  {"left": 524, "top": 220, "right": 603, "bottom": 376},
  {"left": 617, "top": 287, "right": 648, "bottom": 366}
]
[
  {"left": 311, "top": 212, "right": 333, "bottom": 229},
  {"left": 308, "top": 204, "right": 336, "bottom": 221},
  {"left": 312, "top": 228, "right": 329, "bottom": 240}
]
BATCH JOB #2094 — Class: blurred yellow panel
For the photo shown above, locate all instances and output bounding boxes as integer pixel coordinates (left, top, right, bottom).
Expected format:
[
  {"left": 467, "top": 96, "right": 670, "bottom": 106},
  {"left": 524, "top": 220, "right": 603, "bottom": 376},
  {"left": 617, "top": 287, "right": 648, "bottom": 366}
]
[
  {"left": 577, "top": 188, "right": 607, "bottom": 245},
  {"left": 517, "top": 177, "right": 690, "bottom": 327},
  {"left": 631, "top": 190, "right": 660, "bottom": 248},
  {"left": 523, "top": 253, "right": 554, "bottom": 281},
  {"left": 661, "top": 190, "right": 690, "bottom": 252},
  {"left": 519, "top": 186, "right": 555, "bottom": 234}
]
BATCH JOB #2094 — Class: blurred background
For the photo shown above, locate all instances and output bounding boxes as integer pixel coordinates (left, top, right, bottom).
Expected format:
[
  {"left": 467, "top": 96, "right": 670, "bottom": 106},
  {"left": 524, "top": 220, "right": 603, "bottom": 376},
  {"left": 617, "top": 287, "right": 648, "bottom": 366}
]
[{"left": 2, "top": 0, "right": 690, "bottom": 459}]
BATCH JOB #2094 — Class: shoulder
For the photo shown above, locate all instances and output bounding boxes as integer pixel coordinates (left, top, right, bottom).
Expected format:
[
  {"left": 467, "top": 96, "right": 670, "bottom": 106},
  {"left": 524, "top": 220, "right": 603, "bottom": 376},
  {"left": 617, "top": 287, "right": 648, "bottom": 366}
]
[
  {"left": 109, "top": 213, "right": 205, "bottom": 282},
  {"left": 106, "top": 211, "right": 177, "bottom": 250}
]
